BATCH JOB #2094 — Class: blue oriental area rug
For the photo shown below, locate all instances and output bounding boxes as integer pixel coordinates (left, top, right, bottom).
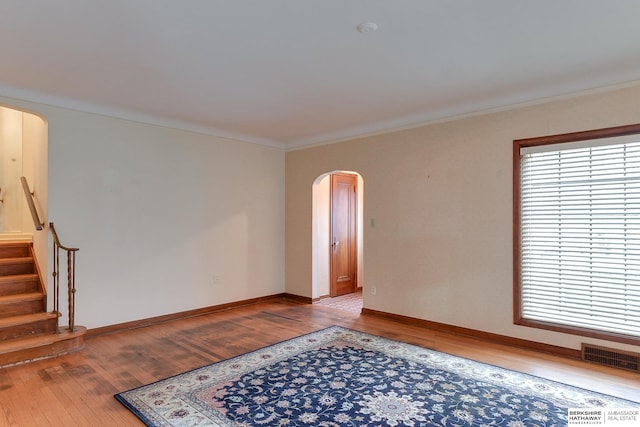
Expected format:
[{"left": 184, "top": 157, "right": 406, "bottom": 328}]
[{"left": 115, "top": 326, "right": 638, "bottom": 426}]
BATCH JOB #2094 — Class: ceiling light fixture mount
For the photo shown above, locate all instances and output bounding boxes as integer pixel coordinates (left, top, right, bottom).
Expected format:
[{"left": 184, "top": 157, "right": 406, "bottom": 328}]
[{"left": 357, "top": 22, "right": 378, "bottom": 34}]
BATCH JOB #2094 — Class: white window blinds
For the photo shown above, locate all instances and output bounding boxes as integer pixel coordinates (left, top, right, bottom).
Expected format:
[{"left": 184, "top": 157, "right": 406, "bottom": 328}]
[{"left": 519, "top": 136, "right": 640, "bottom": 338}]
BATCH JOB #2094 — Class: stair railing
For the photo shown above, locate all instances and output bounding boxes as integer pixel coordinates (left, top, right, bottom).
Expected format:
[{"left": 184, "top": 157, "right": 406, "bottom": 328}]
[
  {"left": 50, "top": 222, "right": 79, "bottom": 332},
  {"left": 20, "top": 176, "right": 44, "bottom": 231}
]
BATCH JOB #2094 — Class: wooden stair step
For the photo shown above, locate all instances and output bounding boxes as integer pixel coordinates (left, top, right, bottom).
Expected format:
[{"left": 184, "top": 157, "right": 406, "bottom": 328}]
[
  {"left": 0, "top": 274, "right": 40, "bottom": 295},
  {"left": 0, "top": 292, "right": 45, "bottom": 318},
  {"left": 0, "top": 292, "right": 43, "bottom": 303},
  {"left": 0, "top": 257, "right": 33, "bottom": 264},
  {"left": 0, "top": 326, "right": 86, "bottom": 368},
  {"left": 0, "top": 312, "right": 58, "bottom": 340},
  {"left": 0, "top": 257, "right": 35, "bottom": 276},
  {"left": 0, "top": 243, "right": 31, "bottom": 259},
  {"left": 0, "top": 312, "right": 58, "bottom": 328}
]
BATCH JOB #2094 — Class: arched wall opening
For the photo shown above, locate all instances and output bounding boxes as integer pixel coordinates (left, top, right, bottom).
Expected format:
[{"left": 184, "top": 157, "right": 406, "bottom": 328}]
[
  {"left": 311, "top": 170, "right": 364, "bottom": 300},
  {"left": 0, "top": 104, "right": 49, "bottom": 283}
]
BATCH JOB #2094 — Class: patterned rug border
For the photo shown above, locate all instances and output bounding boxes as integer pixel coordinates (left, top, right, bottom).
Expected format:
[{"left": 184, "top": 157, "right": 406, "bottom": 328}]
[
  {"left": 115, "top": 325, "right": 639, "bottom": 426},
  {"left": 114, "top": 328, "right": 342, "bottom": 426}
]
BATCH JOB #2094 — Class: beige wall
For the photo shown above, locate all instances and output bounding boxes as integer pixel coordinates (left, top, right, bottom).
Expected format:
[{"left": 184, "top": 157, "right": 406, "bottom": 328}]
[
  {"left": 2, "top": 82, "right": 638, "bottom": 351},
  {"left": 0, "top": 107, "right": 24, "bottom": 232},
  {"left": 312, "top": 174, "right": 331, "bottom": 298},
  {"left": 286, "top": 83, "right": 640, "bottom": 352},
  {"left": 22, "top": 111, "right": 48, "bottom": 280},
  {"left": 1, "top": 96, "right": 285, "bottom": 329}
]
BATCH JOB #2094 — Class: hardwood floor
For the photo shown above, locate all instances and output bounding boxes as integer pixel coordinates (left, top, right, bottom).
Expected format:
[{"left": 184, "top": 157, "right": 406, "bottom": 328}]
[{"left": 0, "top": 299, "right": 639, "bottom": 426}]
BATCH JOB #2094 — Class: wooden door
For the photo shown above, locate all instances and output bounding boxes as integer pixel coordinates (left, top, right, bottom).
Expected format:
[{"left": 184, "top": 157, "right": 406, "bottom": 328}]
[{"left": 330, "top": 173, "right": 357, "bottom": 296}]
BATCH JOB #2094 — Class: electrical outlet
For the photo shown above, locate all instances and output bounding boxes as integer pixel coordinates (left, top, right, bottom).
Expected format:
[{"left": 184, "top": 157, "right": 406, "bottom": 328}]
[
  {"left": 370, "top": 286, "right": 377, "bottom": 296},
  {"left": 213, "top": 274, "right": 220, "bottom": 284}
]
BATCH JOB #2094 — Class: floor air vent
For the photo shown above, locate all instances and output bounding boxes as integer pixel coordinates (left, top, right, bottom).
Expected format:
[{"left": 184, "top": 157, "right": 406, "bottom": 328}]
[{"left": 581, "top": 344, "right": 640, "bottom": 372}]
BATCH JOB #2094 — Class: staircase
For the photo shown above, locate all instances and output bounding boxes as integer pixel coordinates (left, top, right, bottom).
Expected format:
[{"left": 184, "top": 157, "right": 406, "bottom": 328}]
[{"left": 0, "top": 242, "right": 85, "bottom": 367}]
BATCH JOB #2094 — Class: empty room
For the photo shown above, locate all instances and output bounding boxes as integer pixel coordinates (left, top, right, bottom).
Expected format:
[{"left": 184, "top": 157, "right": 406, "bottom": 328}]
[{"left": 0, "top": 1, "right": 639, "bottom": 426}]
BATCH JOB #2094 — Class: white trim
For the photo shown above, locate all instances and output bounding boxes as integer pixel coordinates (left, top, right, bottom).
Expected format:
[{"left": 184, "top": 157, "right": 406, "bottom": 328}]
[
  {"left": 0, "top": 85, "right": 286, "bottom": 149},
  {"left": 0, "top": 233, "right": 32, "bottom": 242},
  {"left": 286, "top": 79, "right": 640, "bottom": 151}
]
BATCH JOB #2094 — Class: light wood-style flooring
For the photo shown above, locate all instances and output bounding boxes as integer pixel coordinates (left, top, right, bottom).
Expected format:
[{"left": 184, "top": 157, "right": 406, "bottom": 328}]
[{"left": 1, "top": 299, "right": 639, "bottom": 426}]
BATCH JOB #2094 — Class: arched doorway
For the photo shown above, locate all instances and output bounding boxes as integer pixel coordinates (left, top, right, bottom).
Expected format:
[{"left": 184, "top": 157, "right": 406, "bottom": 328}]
[
  {"left": 312, "top": 171, "right": 363, "bottom": 312},
  {"left": 0, "top": 105, "right": 48, "bottom": 279}
]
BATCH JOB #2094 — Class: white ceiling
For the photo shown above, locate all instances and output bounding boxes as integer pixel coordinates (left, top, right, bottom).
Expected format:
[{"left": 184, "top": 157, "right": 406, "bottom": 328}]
[{"left": 2, "top": 1, "right": 640, "bottom": 149}]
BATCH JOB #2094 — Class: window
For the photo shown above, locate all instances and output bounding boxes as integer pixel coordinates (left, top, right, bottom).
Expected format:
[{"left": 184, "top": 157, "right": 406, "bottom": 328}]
[{"left": 514, "top": 124, "right": 640, "bottom": 345}]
